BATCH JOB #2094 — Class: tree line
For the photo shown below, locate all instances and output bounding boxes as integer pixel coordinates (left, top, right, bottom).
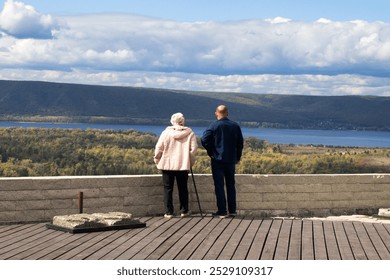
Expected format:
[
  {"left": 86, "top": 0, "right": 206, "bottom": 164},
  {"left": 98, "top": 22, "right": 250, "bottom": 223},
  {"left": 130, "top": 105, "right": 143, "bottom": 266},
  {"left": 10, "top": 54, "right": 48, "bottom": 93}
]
[{"left": 0, "top": 128, "right": 388, "bottom": 177}]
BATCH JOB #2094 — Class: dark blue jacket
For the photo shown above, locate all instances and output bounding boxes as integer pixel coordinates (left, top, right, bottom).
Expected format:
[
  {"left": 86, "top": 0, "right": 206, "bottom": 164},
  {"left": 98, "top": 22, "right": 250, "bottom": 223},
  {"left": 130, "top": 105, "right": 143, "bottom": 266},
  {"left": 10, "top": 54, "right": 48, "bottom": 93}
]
[{"left": 201, "top": 117, "right": 244, "bottom": 164}]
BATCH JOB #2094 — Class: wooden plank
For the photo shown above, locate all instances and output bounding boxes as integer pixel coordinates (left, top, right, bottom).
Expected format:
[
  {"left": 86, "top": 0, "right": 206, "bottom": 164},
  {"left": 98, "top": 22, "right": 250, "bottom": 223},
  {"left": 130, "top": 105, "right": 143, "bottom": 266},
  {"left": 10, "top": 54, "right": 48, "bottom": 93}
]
[
  {"left": 0, "top": 224, "right": 50, "bottom": 256},
  {"left": 246, "top": 219, "right": 272, "bottom": 260},
  {"left": 0, "top": 224, "right": 43, "bottom": 247},
  {"left": 353, "top": 222, "right": 380, "bottom": 260},
  {"left": 159, "top": 217, "right": 211, "bottom": 260},
  {"left": 100, "top": 217, "right": 168, "bottom": 260},
  {"left": 323, "top": 221, "right": 341, "bottom": 260},
  {"left": 23, "top": 230, "right": 86, "bottom": 260},
  {"left": 232, "top": 218, "right": 262, "bottom": 260},
  {"left": 212, "top": 218, "right": 246, "bottom": 260},
  {"left": 260, "top": 219, "right": 282, "bottom": 260},
  {"left": 87, "top": 227, "right": 149, "bottom": 260},
  {"left": 384, "top": 223, "right": 390, "bottom": 234},
  {"left": 274, "top": 219, "right": 292, "bottom": 260},
  {"left": 1, "top": 217, "right": 389, "bottom": 261},
  {"left": 64, "top": 231, "right": 121, "bottom": 260},
  {"left": 0, "top": 224, "right": 25, "bottom": 237},
  {"left": 124, "top": 217, "right": 189, "bottom": 260},
  {"left": 333, "top": 221, "right": 354, "bottom": 260},
  {"left": 82, "top": 229, "right": 139, "bottom": 260},
  {"left": 174, "top": 217, "right": 220, "bottom": 260},
  {"left": 76, "top": 217, "right": 152, "bottom": 260},
  {"left": 313, "top": 220, "right": 327, "bottom": 260},
  {"left": 287, "top": 220, "right": 302, "bottom": 260},
  {"left": 33, "top": 232, "right": 88, "bottom": 260},
  {"left": 85, "top": 217, "right": 158, "bottom": 260},
  {"left": 117, "top": 217, "right": 185, "bottom": 260},
  {"left": 5, "top": 229, "right": 64, "bottom": 260},
  {"left": 343, "top": 221, "right": 366, "bottom": 260},
  {"left": 363, "top": 223, "right": 390, "bottom": 260},
  {"left": 145, "top": 217, "right": 202, "bottom": 260},
  {"left": 0, "top": 224, "right": 29, "bottom": 237},
  {"left": 373, "top": 223, "right": 390, "bottom": 253},
  {"left": 301, "top": 220, "right": 314, "bottom": 260},
  {"left": 39, "top": 232, "right": 103, "bottom": 260},
  {"left": 189, "top": 218, "right": 232, "bottom": 260}
]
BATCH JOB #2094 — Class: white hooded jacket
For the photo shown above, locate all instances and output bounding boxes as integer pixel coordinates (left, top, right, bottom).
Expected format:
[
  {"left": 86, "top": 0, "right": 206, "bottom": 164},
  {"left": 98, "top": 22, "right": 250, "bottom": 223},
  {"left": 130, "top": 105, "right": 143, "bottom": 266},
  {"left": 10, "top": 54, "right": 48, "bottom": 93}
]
[{"left": 154, "top": 125, "right": 198, "bottom": 171}]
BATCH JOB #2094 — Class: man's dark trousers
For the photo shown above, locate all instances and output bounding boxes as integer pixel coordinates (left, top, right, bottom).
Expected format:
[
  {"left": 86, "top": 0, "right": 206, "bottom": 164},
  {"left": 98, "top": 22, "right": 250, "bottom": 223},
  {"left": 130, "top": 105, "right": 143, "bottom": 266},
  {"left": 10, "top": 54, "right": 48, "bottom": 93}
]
[{"left": 211, "top": 160, "right": 236, "bottom": 214}]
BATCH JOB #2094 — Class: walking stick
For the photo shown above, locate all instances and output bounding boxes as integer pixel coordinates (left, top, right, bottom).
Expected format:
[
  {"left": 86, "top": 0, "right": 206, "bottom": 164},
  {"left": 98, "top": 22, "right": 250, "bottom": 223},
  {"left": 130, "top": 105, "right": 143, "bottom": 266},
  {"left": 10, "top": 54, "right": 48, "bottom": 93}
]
[{"left": 190, "top": 167, "right": 203, "bottom": 218}]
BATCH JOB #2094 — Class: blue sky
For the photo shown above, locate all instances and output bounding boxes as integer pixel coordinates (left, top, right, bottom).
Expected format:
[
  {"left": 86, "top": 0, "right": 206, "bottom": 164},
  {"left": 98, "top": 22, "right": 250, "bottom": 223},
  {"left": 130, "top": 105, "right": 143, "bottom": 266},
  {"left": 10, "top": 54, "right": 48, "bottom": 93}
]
[
  {"left": 1, "top": 0, "right": 390, "bottom": 96},
  {"left": 5, "top": 0, "right": 390, "bottom": 22}
]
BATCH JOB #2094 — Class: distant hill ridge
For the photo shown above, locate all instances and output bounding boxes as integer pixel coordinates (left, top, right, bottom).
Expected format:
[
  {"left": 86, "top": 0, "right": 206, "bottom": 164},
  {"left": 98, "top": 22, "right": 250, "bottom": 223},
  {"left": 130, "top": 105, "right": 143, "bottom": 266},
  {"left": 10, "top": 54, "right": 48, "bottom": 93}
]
[{"left": 1, "top": 79, "right": 389, "bottom": 131}]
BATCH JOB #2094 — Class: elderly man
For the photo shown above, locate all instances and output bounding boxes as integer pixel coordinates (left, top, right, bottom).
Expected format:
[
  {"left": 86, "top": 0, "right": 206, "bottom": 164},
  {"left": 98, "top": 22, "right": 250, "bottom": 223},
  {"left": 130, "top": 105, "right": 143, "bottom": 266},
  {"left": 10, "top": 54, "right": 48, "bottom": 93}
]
[{"left": 201, "top": 105, "right": 244, "bottom": 218}]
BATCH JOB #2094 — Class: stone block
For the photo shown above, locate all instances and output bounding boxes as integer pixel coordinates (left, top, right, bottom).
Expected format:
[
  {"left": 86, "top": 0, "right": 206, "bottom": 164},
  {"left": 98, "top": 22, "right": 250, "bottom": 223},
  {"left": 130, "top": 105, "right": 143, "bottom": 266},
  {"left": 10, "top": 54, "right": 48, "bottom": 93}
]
[
  {"left": 237, "top": 192, "right": 263, "bottom": 202},
  {"left": 49, "top": 199, "right": 74, "bottom": 209},
  {"left": 90, "top": 212, "right": 134, "bottom": 226},
  {"left": 285, "top": 192, "right": 313, "bottom": 201},
  {"left": 332, "top": 183, "right": 378, "bottom": 193},
  {"left": 331, "top": 200, "right": 352, "bottom": 208},
  {"left": 191, "top": 193, "right": 215, "bottom": 203},
  {"left": 124, "top": 194, "right": 163, "bottom": 206},
  {"left": 329, "top": 191, "right": 354, "bottom": 201},
  {"left": 0, "top": 201, "right": 16, "bottom": 211},
  {"left": 313, "top": 192, "right": 336, "bottom": 201},
  {"left": 15, "top": 200, "right": 51, "bottom": 211},
  {"left": 29, "top": 177, "right": 72, "bottom": 190},
  {"left": 239, "top": 201, "right": 287, "bottom": 210},
  {"left": 287, "top": 200, "right": 332, "bottom": 209},
  {"left": 238, "top": 184, "right": 262, "bottom": 193},
  {"left": 263, "top": 192, "right": 287, "bottom": 202},
  {"left": 258, "top": 185, "right": 288, "bottom": 193},
  {"left": 0, "top": 211, "right": 16, "bottom": 223},
  {"left": 284, "top": 184, "right": 332, "bottom": 193},
  {"left": 86, "top": 197, "right": 125, "bottom": 208},
  {"left": 352, "top": 191, "right": 381, "bottom": 200},
  {"left": 0, "top": 190, "right": 46, "bottom": 201},
  {"left": 16, "top": 210, "right": 46, "bottom": 222},
  {"left": 51, "top": 212, "right": 140, "bottom": 230},
  {"left": 53, "top": 213, "right": 105, "bottom": 228},
  {"left": 378, "top": 208, "right": 390, "bottom": 217}
]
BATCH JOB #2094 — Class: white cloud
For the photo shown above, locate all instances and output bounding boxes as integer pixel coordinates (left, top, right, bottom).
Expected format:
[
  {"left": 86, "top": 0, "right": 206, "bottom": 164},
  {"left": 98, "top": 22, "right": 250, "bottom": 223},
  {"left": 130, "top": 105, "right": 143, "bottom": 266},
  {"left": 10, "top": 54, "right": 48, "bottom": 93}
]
[
  {"left": 1, "top": 1, "right": 390, "bottom": 96},
  {"left": 8, "top": 13, "right": 389, "bottom": 75},
  {"left": 0, "top": 0, "right": 61, "bottom": 39}
]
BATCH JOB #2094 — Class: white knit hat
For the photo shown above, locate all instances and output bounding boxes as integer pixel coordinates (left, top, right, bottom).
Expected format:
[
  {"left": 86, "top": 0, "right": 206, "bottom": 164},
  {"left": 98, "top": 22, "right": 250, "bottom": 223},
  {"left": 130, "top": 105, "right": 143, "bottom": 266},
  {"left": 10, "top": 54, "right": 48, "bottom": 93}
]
[{"left": 170, "top": 112, "right": 185, "bottom": 126}]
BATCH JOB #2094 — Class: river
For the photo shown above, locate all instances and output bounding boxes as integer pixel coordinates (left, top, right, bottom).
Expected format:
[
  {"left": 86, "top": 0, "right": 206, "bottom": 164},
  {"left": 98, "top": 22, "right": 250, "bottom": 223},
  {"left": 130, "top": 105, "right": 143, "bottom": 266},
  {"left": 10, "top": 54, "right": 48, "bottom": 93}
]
[{"left": 1, "top": 121, "right": 389, "bottom": 148}]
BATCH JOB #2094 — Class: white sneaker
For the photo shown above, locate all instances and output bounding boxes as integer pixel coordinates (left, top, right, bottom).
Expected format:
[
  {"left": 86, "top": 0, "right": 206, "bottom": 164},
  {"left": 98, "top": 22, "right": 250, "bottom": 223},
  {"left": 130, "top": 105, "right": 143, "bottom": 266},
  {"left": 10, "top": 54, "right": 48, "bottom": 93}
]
[
  {"left": 164, "top": 213, "right": 173, "bottom": 218},
  {"left": 180, "top": 211, "right": 190, "bottom": 217}
]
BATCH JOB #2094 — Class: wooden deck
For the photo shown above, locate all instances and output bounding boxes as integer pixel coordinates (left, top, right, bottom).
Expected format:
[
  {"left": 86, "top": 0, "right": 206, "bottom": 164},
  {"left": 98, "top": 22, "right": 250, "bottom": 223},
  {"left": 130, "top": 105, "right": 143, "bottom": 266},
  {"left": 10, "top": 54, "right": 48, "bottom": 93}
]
[{"left": 1, "top": 216, "right": 389, "bottom": 260}]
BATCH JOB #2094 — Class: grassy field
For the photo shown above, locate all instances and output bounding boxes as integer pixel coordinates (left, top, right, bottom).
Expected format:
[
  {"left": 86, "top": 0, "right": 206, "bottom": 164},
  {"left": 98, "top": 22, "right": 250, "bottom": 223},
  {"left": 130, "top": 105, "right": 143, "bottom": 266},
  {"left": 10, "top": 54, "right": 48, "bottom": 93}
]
[{"left": 257, "top": 143, "right": 390, "bottom": 174}]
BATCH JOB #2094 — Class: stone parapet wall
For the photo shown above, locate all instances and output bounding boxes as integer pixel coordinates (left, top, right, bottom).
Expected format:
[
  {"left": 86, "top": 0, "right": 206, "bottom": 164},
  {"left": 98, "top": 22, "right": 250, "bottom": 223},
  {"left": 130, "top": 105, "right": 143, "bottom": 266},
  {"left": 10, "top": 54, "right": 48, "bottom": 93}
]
[{"left": 0, "top": 174, "right": 389, "bottom": 223}]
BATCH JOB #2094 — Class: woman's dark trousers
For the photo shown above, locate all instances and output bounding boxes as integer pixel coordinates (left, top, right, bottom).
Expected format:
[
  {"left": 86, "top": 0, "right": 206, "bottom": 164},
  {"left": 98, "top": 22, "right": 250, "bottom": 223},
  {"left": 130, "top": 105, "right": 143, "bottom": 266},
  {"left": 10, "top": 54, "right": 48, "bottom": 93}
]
[{"left": 162, "top": 170, "right": 189, "bottom": 214}]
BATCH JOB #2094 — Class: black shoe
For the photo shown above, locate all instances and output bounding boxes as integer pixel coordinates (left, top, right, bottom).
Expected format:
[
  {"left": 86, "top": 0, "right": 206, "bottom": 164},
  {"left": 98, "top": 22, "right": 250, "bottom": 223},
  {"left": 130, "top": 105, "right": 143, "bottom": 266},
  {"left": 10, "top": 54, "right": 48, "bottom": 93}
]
[
  {"left": 229, "top": 212, "right": 237, "bottom": 217},
  {"left": 212, "top": 211, "right": 228, "bottom": 218}
]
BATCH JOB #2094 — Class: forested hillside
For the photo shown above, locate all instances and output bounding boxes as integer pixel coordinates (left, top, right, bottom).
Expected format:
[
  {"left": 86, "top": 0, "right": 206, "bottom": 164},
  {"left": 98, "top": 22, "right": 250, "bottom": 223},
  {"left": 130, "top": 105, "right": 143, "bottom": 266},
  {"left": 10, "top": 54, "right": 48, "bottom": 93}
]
[
  {"left": 1, "top": 128, "right": 389, "bottom": 177},
  {"left": 1, "top": 80, "right": 390, "bottom": 130}
]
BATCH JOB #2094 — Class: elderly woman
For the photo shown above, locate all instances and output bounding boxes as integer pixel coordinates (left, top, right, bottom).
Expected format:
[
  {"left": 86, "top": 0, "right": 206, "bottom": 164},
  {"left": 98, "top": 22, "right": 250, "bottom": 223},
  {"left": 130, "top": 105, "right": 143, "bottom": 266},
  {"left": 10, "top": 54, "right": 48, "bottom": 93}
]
[{"left": 154, "top": 113, "right": 198, "bottom": 218}]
